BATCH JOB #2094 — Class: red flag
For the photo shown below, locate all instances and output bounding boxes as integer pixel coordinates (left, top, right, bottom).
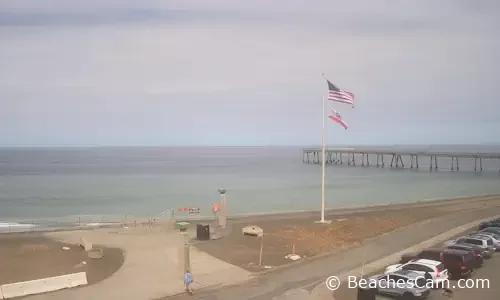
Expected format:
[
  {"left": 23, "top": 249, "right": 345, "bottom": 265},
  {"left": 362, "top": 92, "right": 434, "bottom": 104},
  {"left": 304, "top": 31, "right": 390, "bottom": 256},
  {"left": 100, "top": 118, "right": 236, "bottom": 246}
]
[{"left": 328, "top": 109, "right": 348, "bottom": 129}]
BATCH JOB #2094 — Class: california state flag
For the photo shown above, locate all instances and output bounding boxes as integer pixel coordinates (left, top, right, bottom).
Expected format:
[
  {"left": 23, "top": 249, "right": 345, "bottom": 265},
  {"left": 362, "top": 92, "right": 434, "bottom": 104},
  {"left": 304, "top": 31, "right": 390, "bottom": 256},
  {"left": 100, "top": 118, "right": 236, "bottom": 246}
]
[{"left": 328, "top": 109, "right": 348, "bottom": 130}]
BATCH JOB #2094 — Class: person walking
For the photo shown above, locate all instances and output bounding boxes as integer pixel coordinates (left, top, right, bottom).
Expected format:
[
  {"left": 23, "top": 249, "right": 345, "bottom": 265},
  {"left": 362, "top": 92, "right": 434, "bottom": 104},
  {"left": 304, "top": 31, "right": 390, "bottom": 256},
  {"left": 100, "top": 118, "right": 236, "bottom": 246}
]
[{"left": 184, "top": 269, "right": 193, "bottom": 295}]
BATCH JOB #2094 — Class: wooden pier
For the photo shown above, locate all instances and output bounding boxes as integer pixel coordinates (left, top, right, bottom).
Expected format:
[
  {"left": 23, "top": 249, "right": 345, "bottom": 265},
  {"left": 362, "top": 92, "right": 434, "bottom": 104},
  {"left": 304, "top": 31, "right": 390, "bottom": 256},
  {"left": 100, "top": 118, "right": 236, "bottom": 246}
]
[{"left": 302, "top": 148, "right": 500, "bottom": 173}]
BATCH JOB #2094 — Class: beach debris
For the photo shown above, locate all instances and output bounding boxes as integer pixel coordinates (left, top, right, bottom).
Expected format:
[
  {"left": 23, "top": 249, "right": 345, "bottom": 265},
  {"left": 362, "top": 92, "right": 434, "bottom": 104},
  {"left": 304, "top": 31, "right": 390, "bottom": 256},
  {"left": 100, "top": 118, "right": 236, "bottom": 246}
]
[
  {"left": 62, "top": 246, "right": 70, "bottom": 251},
  {"left": 285, "top": 254, "right": 301, "bottom": 261},
  {"left": 242, "top": 225, "right": 263, "bottom": 237},
  {"left": 88, "top": 248, "right": 104, "bottom": 259},
  {"left": 79, "top": 237, "right": 93, "bottom": 251},
  {"left": 73, "top": 261, "right": 87, "bottom": 268},
  {"left": 263, "top": 265, "right": 273, "bottom": 269},
  {"left": 284, "top": 244, "right": 301, "bottom": 260}
]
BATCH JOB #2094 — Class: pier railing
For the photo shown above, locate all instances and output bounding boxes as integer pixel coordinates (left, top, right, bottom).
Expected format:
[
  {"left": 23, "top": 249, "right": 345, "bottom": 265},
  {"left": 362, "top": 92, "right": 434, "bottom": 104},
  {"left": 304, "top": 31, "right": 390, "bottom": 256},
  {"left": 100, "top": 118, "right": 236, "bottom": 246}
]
[{"left": 302, "top": 148, "right": 500, "bottom": 172}]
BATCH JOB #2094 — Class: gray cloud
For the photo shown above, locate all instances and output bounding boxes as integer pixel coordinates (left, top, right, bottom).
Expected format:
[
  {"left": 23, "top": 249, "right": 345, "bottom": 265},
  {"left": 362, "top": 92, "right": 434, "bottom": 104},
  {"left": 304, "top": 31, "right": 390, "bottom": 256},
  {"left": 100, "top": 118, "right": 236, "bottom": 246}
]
[{"left": 0, "top": 0, "right": 499, "bottom": 146}]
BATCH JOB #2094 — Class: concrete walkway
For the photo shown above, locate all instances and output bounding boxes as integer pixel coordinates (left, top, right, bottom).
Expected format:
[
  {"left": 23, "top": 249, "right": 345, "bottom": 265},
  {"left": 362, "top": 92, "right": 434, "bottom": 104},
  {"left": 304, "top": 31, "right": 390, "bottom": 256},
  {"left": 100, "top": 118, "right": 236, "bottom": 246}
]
[
  {"left": 165, "top": 204, "right": 500, "bottom": 300},
  {"left": 26, "top": 226, "right": 250, "bottom": 300}
]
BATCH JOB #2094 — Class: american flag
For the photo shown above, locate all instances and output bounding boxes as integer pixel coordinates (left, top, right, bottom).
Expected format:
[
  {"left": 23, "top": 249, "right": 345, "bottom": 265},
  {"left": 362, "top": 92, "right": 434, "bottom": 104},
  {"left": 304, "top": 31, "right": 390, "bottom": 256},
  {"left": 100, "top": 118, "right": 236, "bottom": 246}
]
[
  {"left": 326, "top": 78, "right": 354, "bottom": 107},
  {"left": 328, "top": 109, "right": 348, "bottom": 129}
]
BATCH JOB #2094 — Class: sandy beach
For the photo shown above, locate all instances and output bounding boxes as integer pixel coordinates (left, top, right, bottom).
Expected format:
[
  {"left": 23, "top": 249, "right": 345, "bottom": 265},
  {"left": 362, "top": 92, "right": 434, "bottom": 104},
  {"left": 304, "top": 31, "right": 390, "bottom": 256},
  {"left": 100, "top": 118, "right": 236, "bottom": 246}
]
[
  {"left": 0, "top": 233, "right": 124, "bottom": 286},
  {"left": 192, "top": 194, "right": 500, "bottom": 271},
  {"left": 1, "top": 194, "right": 499, "bottom": 300}
]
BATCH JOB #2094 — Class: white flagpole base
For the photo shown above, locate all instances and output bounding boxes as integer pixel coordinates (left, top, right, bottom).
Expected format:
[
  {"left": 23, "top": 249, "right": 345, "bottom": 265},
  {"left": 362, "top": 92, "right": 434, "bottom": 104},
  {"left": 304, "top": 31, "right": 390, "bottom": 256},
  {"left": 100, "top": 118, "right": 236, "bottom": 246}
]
[{"left": 314, "top": 220, "right": 332, "bottom": 224}]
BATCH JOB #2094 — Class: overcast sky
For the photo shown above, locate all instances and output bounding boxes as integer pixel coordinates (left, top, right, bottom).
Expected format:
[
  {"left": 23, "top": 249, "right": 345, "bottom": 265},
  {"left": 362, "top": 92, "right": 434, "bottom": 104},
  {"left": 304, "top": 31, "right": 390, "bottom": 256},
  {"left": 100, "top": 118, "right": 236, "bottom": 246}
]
[{"left": 1, "top": 0, "right": 499, "bottom": 146}]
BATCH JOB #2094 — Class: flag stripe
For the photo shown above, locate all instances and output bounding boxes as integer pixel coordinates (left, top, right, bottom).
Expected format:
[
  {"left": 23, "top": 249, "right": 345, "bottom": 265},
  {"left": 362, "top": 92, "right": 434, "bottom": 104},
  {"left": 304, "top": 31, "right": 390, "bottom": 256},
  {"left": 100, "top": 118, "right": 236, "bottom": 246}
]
[
  {"left": 325, "top": 78, "right": 354, "bottom": 107},
  {"left": 328, "top": 114, "right": 348, "bottom": 129},
  {"left": 328, "top": 96, "right": 353, "bottom": 104},
  {"left": 328, "top": 92, "right": 354, "bottom": 101},
  {"left": 328, "top": 92, "right": 353, "bottom": 99}
]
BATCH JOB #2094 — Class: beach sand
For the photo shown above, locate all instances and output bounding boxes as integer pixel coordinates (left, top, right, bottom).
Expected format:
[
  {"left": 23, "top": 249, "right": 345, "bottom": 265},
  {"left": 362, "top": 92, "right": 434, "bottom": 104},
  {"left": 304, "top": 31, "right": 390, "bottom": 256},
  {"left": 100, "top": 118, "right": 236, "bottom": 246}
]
[
  {"left": 0, "top": 233, "right": 124, "bottom": 286},
  {"left": 1, "top": 195, "right": 499, "bottom": 300},
  {"left": 192, "top": 195, "right": 500, "bottom": 271}
]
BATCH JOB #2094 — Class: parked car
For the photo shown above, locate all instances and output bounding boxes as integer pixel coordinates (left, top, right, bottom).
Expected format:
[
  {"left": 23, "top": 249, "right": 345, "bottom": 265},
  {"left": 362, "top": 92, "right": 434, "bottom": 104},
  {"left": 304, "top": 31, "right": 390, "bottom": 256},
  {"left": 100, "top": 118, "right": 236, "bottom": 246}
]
[
  {"left": 446, "top": 238, "right": 492, "bottom": 259},
  {"left": 401, "top": 248, "right": 443, "bottom": 264},
  {"left": 440, "top": 249, "right": 475, "bottom": 279},
  {"left": 471, "top": 232, "right": 500, "bottom": 250},
  {"left": 478, "top": 220, "right": 500, "bottom": 230},
  {"left": 400, "top": 248, "right": 474, "bottom": 279},
  {"left": 384, "top": 259, "right": 449, "bottom": 288},
  {"left": 480, "top": 227, "right": 500, "bottom": 235},
  {"left": 463, "top": 235, "right": 496, "bottom": 251},
  {"left": 361, "top": 270, "right": 431, "bottom": 299},
  {"left": 445, "top": 244, "right": 484, "bottom": 268},
  {"left": 450, "top": 236, "right": 495, "bottom": 257}
]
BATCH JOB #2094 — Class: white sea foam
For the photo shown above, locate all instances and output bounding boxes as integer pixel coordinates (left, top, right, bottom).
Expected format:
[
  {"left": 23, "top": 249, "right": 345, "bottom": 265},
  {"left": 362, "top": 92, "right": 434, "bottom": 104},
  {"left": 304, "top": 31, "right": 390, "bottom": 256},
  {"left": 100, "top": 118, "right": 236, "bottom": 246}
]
[
  {"left": 85, "top": 222, "right": 116, "bottom": 227},
  {"left": 0, "top": 222, "right": 37, "bottom": 228}
]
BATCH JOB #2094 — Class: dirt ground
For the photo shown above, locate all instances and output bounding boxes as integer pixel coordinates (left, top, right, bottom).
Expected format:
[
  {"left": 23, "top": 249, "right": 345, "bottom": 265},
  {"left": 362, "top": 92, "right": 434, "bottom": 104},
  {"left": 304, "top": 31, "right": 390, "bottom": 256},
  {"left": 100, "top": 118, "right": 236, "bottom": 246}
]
[
  {"left": 0, "top": 233, "right": 124, "bottom": 285},
  {"left": 193, "top": 202, "right": 486, "bottom": 272}
]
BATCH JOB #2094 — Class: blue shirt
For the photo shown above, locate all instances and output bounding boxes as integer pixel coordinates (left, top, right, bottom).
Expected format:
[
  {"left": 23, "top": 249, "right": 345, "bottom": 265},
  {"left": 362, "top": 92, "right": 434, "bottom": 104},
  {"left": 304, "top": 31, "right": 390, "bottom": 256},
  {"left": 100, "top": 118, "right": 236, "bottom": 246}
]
[{"left": 184, "top": 273, "right": 193, "bottom": 285}]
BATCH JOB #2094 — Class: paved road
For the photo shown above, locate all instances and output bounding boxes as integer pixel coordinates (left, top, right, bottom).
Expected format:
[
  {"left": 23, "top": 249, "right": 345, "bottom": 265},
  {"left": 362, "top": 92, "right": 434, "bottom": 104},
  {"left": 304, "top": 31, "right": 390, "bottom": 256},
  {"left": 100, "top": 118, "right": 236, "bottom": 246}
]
[{"left": 163, "top": 205, "right": 500, "bottom": 300}]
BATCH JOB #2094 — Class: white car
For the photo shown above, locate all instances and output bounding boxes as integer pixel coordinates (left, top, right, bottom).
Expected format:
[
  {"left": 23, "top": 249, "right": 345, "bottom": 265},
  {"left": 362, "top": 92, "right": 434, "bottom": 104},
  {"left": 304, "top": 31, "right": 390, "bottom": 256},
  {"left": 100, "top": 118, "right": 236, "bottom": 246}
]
[{"left": 385, "top": 259, "right": 449, "bottom": 287}]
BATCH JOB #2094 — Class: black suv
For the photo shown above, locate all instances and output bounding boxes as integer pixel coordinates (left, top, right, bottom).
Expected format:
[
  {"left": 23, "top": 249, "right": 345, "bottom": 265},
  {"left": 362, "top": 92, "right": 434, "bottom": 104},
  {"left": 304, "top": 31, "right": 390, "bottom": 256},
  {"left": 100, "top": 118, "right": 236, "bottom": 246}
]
[{"left": 445, "top": 244, "right": 484, "bottom": 268}]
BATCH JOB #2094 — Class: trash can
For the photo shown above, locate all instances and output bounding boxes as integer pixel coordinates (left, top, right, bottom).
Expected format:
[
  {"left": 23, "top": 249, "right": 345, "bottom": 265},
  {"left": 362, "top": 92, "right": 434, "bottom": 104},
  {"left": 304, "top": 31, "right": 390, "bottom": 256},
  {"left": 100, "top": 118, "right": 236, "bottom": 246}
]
[
  {"left": 197, "top": 224, "right": 210, "bottom": 240},
  {"left": 176, "top": 222, "right": 190, "bottom": 232}
]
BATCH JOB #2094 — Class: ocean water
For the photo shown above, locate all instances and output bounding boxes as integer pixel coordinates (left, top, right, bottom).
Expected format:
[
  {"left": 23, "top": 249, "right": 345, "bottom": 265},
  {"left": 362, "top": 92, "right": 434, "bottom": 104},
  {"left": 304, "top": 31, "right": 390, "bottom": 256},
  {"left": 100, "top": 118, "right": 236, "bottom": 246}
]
[{"left": 0, "top": 146, "right": 499, "bottom": 221}]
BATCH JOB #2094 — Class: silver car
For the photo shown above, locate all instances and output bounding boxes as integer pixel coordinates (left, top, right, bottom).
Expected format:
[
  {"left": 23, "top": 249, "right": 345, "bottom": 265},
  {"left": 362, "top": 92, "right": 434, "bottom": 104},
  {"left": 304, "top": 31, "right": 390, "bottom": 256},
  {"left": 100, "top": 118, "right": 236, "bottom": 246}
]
[
  {"left": 472, "top": 232, "right": 500, "bottom": 251},
  {"left": 361, "top": 270, "right": 431, "bottom": 299},
  {"left": 480, "top": 227, "right": 500, "bottom": 235},
  {"left": 468, "top": 234, "right": 497, "bottom": 251},
  {"left": 455, "top": 236, "right": 496, "bottom": 255}
]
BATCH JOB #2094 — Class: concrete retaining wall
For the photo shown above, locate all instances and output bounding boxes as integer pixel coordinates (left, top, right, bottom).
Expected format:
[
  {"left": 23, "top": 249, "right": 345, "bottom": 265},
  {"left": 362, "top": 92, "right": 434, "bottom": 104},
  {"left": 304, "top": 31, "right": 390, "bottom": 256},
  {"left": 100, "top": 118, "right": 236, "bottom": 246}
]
[{"left": 0, "top": 272, "right": 87, "bottom": 299}]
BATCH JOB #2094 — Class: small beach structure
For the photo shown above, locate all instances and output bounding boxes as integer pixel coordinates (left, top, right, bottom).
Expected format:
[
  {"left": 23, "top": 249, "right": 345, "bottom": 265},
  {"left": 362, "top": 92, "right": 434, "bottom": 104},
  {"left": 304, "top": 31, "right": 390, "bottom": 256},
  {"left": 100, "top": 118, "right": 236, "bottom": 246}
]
[{"left": 242, "top": 225, "right": 263, "bottom": 237}]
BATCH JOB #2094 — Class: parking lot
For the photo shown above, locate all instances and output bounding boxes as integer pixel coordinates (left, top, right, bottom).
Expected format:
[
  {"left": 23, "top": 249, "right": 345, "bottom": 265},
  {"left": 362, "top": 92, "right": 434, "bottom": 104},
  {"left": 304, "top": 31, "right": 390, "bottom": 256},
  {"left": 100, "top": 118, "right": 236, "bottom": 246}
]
[
  {"left": 335, "top": 252, "right": 498, "bottom": 300},
  {"left": 425, "top": 251, "right": 499, "bottom": 300},
  {"left": 333, "top": 228, "right": 500, "bottom": 300}
]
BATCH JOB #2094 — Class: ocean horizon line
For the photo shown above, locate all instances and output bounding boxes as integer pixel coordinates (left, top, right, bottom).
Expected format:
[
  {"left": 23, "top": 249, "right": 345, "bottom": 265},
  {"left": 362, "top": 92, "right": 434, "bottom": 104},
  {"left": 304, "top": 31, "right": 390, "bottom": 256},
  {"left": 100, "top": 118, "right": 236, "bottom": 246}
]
[{"left": 0, "top": 143, "right": 499, "bottom": 149}]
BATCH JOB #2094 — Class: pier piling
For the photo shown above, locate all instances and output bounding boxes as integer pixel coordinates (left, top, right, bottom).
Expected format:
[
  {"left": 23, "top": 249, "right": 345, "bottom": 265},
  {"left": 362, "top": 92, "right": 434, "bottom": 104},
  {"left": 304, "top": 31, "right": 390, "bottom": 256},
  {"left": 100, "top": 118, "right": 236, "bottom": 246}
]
[{"left": 302, "top": 148, "right": 500, "bottom": 173}]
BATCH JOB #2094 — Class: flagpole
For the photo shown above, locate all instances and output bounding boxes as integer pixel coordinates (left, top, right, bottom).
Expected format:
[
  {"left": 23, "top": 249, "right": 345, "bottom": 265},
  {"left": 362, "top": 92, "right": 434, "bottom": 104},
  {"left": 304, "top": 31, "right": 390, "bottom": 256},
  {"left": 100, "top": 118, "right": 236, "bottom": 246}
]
[
  {"left": 317, "top": 74, "right": 331, "bottom": 224},
  {"left": 321, "top": 95, "right": 326, "bottom": 223},
  {"left": 316, "top": 96, "right": 331, "bottom": 224}
]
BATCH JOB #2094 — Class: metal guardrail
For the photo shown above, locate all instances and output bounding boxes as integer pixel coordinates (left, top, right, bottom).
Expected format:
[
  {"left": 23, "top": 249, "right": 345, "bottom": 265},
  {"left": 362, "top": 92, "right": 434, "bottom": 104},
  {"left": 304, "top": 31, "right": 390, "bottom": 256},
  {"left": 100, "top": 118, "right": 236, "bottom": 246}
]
[{"left": 0, "top": 211, "right": 177, "bottom": 234}]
